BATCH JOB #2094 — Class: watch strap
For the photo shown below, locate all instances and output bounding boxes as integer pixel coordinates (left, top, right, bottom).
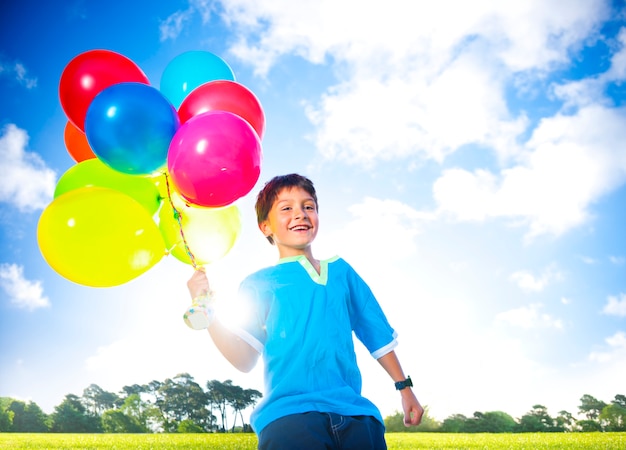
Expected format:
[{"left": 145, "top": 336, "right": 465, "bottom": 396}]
[{"left": 395, "top": 376, "right": 413, "bottom": 390}]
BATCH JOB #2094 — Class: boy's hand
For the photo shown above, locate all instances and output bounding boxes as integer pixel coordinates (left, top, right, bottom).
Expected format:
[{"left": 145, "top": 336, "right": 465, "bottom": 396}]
[
  {"left": 184, "top": 268, "right": 216, "bottom": 330},
  {"left": 401, "top": 389, "right": 424, "bottom": 427},
  {"left": 187, "top": 267, "right": 210, "bottom": 299}
]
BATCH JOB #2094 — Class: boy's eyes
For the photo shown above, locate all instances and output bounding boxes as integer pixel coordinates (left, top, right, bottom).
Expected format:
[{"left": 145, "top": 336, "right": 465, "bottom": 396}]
[{"left": 279, "top": 205, "right": 316, "bottom": 211}]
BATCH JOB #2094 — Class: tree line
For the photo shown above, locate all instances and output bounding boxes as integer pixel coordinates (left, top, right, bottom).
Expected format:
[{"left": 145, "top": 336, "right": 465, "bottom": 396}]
[
  {"left": 0, "top": 373, "right": 261, "bottom": 433},
  {"left": 1, "top": 376, "right": 624, "bottom": 434},
  {"left": 384, "top": 394, "right": 626, "bottom": 433}
]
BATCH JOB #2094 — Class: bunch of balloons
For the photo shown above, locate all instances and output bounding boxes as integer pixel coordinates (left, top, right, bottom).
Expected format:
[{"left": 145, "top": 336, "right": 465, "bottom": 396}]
[{"left": 37, "top": 49, "right": 264, "bottom": 287}]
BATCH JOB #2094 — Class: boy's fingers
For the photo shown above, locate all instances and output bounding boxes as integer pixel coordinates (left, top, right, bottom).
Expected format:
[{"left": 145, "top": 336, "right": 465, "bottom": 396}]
[{"left": 404, "top": 409, "right": 421, "bottom": 426}]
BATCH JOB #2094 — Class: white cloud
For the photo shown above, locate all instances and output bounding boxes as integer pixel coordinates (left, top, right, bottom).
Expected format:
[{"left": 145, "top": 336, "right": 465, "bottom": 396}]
[
  {"left": 495, "top": 303, "right": 564, "bottom": 330},
  {"left": 433, "top": 105, "right": 626, "bottom": 238},
  {"left": 223, "top": 0, "right": 608, "bottom": 75},
  {"left": 0, "top": 124, "right": 56, "bottom": 212},
  {"left": 317, "top": 197, "right": 432, "bottom": 263},
  {"left": 588, "top": 331, "right": 626, "bottom": 363},
  {"left": 0, "top": 58, "right": 37, "bottom": 89},
  {"left": 305, "top": 51, "right": 528, "bottom": 165},
  {"left": 159, "top": 0, "right": 215, "bottom": 41},
  {"left": 551, "top": 25, "right": 626, "bottom": 110},
  {"left": 0, "top": 263, "right": 50, "bottom": 311},
  {"left": 164, "top": 1, "right": 620, "bottom": 239},
  {"left": 218, "top": 0, "right": 607, "bottom": 164},
  {"left": 602, "top": 293, "right": 626, "bottom": 317},
  {"left": 509, "top": 264, "right": 563, "bottom": 292},
  {"left": 159, "top": 10, "right": 193, "bottom": 41},
  {"left": 601, "top": 26, "right": 626, "bottom": 82},
  {"left": 579, "top": 256, "right": 597, "bottom": 265}
]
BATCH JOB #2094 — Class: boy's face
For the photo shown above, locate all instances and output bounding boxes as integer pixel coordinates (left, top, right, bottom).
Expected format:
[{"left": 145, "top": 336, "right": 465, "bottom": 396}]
[{"left": 259, "top": 186, "right": 319, "bottom": 257}]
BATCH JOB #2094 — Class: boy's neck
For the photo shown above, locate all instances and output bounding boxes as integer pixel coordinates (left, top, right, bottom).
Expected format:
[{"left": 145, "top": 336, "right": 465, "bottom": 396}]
[{"left": 278, "top": 247, "right": 320, "bottom": 274}]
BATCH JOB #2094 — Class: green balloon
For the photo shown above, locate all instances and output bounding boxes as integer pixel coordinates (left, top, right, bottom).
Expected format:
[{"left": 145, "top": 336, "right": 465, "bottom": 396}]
[{"left": 54, "top": 159, "right": 161, "bottom": 215}]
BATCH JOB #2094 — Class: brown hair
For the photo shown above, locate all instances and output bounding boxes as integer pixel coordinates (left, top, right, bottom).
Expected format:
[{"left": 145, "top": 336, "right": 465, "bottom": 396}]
[{"left": 255, "top": 174, "right": 318, "bottom": 244}]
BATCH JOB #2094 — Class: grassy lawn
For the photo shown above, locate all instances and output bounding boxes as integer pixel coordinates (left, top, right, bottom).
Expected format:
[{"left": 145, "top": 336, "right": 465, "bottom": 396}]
[{"left": 0, "top": 432, "right": 624, "bottom": 449}]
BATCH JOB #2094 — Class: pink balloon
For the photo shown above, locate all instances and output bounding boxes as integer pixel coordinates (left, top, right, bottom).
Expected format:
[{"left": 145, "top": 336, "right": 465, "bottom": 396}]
[
  {"left": 178, "top": 80, "right": 265, "bottom": 139},
  {"left": 167, "top": 111, "right": 262, "bottom": 207}
]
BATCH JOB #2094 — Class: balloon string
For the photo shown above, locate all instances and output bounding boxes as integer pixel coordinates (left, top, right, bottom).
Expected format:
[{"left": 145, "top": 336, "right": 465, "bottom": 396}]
[{"left": 164, "top": 173, "right": 199, "bottom": 269}]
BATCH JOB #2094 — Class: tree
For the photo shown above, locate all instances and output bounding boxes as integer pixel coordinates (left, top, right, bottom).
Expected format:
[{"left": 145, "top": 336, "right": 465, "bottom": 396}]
[
  {"left": 576, "top": 419, "right": 602, "bottom": 432},
  {"left": 578, "top": 394, "right": 607, "bottom": 421},
  {"left": 478, "top": 411, "right": 517, "bottom": 433},
  {"left": 229, "top": 386, "right": 262, "bottom": 432},
  {"left": 384, "top": 406, "right": 440, "bottom": 432},
  {"left": 517, "top": 405, "right": 555, "bottom": 432},
  {"left": 207, "top": 379, "right": 236, "bottom": 432},
  {"left": 613, "top": 394, "right": 626, "bottom": 408},
  {"left": 7, "top": 401, "right": 26, "bottom": 431},
  {"left": 120, "top": 393, "right": 151, "bottom": 431},
  {"left": 0, "top": 397, "right": 16, "bottom": 431},
  {"left": 441, "top": 414, "right": 468, "bottom": 433},
  {"left": 101, "top": 409, "right": 146, "bottom": 433},
  {"left": 8, "top": 400, "right": 48, "bottom": 432},
  {"left": 82, "top": 384, "right": 119, "bottom": 416},
  {"left": 178, "top": 419, "right": 205, "bottom": 433},
  {"left": 143, "top": 379, "right": 168, "bottom": 432},
  {"left": 99, "top": 393, "right": 150, "bottom": 433},
  {"left": 159, "top": 373, "right": 210, "bottom": 432},
  {"left": 50, "top": 394, "right": 102, "bottom": 432},
  {"left": 554, "top": 410, "right": 575, "bottom": 432},
  {"left": 600, "top": 402, "right": 626, "bottom": 431},
  {"left": 456, "top": 411, "right": 517, "bottom": 433}
]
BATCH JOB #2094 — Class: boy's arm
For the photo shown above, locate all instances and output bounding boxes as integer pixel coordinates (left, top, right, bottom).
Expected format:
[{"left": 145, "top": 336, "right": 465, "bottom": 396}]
[
  {"left": 377, "top": 350, "right": 424, "bottom": 426},
  {"left": 208, "top": 319, "right": 260, "bottom": 372},
  {"left": 187, "top": 269, "right": 260, "bottom": 373}
]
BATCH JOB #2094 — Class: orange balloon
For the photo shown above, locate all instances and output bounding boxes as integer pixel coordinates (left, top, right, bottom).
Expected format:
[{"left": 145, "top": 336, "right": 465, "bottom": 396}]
[{"left": 64, "top": 121, "right": 96, "bottom": 162}]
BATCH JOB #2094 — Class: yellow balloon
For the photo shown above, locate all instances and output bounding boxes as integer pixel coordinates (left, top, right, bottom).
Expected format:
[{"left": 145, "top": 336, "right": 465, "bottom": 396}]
[
  {"left": 159, "top": 192, "right": 241, "bottom": 265},
  {"left": 37, "top": 187, "right": 166, "bottom": 287}
]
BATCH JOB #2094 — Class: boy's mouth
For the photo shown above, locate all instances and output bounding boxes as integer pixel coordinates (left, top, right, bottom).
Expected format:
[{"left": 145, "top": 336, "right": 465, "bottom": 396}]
[{"left": 290, "top": 225, "right": 311, "bottom": 231}]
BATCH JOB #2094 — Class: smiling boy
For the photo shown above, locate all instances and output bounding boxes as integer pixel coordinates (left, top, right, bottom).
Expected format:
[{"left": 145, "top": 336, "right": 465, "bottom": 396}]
[{"left": 186, "top": 174, "right": 423, "bottom": 449}]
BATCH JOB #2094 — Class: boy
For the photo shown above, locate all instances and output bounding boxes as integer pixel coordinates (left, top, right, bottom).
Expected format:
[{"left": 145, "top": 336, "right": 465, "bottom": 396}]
[{"left": 185, "top": 174, "right": 423, "bottom": 449}]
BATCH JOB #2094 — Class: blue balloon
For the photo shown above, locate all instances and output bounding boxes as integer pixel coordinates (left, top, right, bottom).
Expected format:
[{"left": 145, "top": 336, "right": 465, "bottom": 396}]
[
  {"left": 160, "top": 51, "right": 236, "bottom": 109},
  {"left": 85, "top": 82, "right": 180, "bottom": 175}
]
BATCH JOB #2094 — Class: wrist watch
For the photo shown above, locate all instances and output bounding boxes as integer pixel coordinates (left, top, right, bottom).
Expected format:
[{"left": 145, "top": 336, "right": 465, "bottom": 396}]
[{"left": 394, "top": 376, "right": 413, "bottom": 390}]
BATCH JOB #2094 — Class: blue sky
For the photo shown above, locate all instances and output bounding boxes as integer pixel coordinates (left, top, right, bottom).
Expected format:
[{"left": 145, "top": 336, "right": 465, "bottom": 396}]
[{"left": 1, "top": 0, "right": 625, "bottom": 423}]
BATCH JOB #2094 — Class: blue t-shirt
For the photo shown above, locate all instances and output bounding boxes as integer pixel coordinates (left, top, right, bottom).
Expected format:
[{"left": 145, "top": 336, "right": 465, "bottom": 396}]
[{"left": 230, "top": 255, "right": 398, "bottom": 433}]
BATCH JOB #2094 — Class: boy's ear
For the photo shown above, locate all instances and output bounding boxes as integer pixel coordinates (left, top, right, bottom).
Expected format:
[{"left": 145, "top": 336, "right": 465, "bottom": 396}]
[{"left": 259, "top": 220, "right": 272, "bottom": 238}]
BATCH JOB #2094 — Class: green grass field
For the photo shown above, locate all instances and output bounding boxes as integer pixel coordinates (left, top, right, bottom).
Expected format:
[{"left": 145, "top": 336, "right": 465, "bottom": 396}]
[{"left": 0, "top": 432, "right": 624, "bottom": 449}]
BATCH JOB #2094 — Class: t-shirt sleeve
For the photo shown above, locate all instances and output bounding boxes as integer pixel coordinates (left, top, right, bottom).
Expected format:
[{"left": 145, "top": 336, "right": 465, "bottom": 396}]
[
  {"left": 347, "top": 266, "right": 398, "bottom": 359},
  {"left": 226, "top": 277, "right": 267, "bottom": 354}
]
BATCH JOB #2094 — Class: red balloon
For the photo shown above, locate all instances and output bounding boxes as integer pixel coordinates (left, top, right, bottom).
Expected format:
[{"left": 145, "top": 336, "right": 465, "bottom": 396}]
[
  {"left": 167, "top": 111, "right": 262, "bottom": 208},
  {"left": 178, "top": 80, "right": 265, "bottom": 139},
  {"left": 59, "top": 50, "right": 149, "bottom": 131},
  {"left": 64, "top": 121, "right": 96, "bottom": 162}
]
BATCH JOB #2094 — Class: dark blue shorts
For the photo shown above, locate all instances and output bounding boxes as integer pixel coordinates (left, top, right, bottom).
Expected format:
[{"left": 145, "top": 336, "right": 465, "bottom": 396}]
[{"left": 257, "top": 411, "right": 387, "bottom": 449}]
